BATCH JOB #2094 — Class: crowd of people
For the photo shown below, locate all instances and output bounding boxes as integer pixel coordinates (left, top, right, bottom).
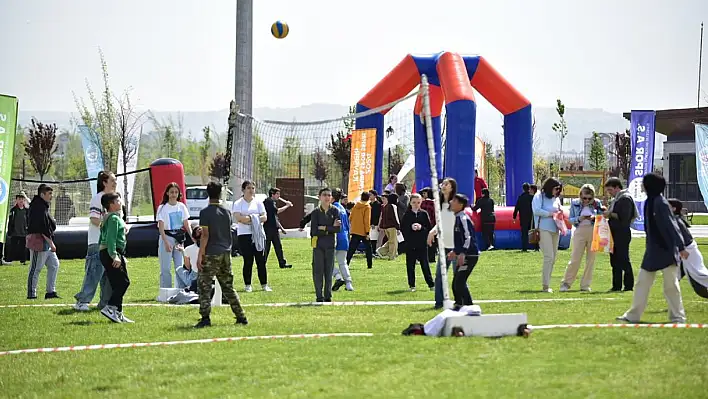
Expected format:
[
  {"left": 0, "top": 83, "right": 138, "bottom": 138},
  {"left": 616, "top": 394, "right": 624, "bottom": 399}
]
[{"left": 13, "top": 166, "right": 708, "bottom": 327}]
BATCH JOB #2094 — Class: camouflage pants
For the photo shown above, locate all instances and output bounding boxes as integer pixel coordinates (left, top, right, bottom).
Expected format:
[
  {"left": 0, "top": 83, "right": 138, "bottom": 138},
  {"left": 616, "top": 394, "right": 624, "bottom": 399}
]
[{"left": 198, "top": 253, "right": 246, "bottom": 319}]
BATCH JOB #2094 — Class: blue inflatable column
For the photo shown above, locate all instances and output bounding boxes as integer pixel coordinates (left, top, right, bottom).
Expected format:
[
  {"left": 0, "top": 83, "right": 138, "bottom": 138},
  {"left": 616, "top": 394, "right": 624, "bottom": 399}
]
[
  {"left": 355, "top": 104, "right": 385, "bottom": 194},
  {"left": 503, "top": 104, "right": 533, "bottom": 205}
]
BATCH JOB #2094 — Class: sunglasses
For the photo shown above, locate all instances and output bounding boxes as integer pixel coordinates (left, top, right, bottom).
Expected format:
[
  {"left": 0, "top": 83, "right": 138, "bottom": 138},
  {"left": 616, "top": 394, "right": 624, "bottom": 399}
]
[{"left": 581, "top": 196, "right": 593, "bottom": 201}]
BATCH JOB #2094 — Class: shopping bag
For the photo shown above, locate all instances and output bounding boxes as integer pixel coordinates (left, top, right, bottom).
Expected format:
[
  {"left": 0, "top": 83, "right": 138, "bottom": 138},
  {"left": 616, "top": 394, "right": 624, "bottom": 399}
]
[
  {"left": 553, "top": 212, "right": 569, "bottom": 236},
  {"left": 591, "top": 215, "right": 614, "bottom": 253}
]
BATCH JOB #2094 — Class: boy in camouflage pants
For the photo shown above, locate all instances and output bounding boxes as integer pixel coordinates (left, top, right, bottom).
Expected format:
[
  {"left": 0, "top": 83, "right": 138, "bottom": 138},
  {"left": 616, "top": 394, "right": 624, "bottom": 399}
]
[{"left": 194, "top": 182, "right": 248, "bottom": 328}]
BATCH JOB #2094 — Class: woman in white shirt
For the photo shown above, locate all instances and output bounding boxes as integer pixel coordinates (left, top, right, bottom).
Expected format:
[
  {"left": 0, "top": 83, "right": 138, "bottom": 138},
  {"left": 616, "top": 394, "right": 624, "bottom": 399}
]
[
  {"left": 157, "top": 183, "right": 192, "bottom": 288},
  {"left": 426, "top": 177, "right": 461, "bottom": 309},
  {"left": 232, "top": 180, "right": 270, "bottom": 292},
  {"left": 560, "top": 184, "right": 603, "bottom": 292}
]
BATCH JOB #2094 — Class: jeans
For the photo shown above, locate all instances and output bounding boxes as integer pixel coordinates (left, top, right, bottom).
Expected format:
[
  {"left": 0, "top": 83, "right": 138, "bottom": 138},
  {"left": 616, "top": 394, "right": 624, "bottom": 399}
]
[
  {"left": 434, "top": 248, "right": 455, "bottom": 308},
  {"left": 74, "top": 243, "right": 112, "bottom": 307},
  {"left": 27, "top": 250, "right": 60, "bottom": 298},
  {"left": 158, "top": 236, "right": 183, "bottom": 288}
]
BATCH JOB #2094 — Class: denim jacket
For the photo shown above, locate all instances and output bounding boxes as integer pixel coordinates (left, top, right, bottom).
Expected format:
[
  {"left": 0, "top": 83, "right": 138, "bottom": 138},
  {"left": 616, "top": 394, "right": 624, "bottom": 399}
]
[{"left": 568, "top": 198, "right": 603, "bottom": 227}]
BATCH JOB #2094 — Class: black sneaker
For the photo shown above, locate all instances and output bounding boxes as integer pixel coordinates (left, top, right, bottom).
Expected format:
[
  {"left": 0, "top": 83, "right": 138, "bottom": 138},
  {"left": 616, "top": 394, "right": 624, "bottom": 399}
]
[
  {"left": 332, "top": 279, "right": 345, "bottom": 291},
  {"left": 316, "top": 298, "right": 324, "bottom": 303},
  {"left": 27, "top": 296, "right": 37, "bottom": 300},
  {"left": 235, "top": 316, "right": 248, "bottom": 325},
  {"left": 279, "top": 264, "right": 293, "bottom": 269},
  {"left": 324, "top": 298, "right": 332, "bottom": 303},
  {"left": 194, "top": 318, "right": 212, "bottom": 329},
  {"left": 44, "top": 292, "right": 60, "bottom": 299}
]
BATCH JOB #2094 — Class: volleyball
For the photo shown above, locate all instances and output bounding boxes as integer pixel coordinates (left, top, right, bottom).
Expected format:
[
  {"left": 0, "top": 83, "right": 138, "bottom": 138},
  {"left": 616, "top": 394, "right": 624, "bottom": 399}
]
[{"left": 271, "top": 21, "right": 289, "bottom": 39}]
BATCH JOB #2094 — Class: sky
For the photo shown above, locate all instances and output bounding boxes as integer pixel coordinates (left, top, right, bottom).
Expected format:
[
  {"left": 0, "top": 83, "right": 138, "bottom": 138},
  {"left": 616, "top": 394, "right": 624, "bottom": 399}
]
[{"left": 1, "top": 0, "right": 707, "bottom": 114}]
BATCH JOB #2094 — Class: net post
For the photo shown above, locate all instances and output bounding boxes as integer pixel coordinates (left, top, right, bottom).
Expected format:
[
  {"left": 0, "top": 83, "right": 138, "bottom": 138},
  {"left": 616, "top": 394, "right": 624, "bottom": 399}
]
[{"left": 421, "top": 74, "right": 454, "bottom": 310}]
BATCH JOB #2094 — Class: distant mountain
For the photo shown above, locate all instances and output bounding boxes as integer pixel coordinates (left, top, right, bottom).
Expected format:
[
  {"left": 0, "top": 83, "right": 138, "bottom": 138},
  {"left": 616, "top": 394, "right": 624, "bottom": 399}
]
[{"left": 17, "top": 103, "right": 663, "bottom": 156}]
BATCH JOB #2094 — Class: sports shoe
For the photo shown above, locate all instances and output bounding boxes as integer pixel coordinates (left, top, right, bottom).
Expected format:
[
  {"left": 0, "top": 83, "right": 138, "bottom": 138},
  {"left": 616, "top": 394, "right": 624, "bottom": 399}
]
[
  {"left": 279, "top": 264, "right": 293, "bottom": 269},
  {"left": 194, "top": 318, "right": 212, "bottom": 328},
  {"left": 429, "top": 286, "right": 435, "bottom": 292},
  {"left": 542, "top": 287, "right": 553, "bottom": 293},
  {"left": 74, "top": 302, "right": 90, "bottom": 311},
  {"left": 262, "top": 284, "right": 273, "bottom": 292},
  {"left": 244, "top": 285, "right": 253, "bottom": 293},
  {"left": 27, "top": 296, "right": 37, "bottom": 300},
  {"left": 332, "top": 279, "right": 345, "bottom": 291},
  {"left": 409, "top": 287, "right": 416, "bottom": 292},
  {"left": 345, "top": 281, "right": 354, "bottom": 291},
  {"left": 44, "top": 292, "right": 60, "bottom": 299},
  {"left": 559, "top": 283, "right": 570, "bottom": 292},
  {"left": 581, "top": 287, "right": 592, "bottom": 292},
  {"left": 117, "top": 311, "right": 134, "bottom": 323},
  {"left": 100, "top": 305, "right": 122, "bottom": 323},
  {"left": 235, "top": 316, "right": 248, "bottom": 325}
]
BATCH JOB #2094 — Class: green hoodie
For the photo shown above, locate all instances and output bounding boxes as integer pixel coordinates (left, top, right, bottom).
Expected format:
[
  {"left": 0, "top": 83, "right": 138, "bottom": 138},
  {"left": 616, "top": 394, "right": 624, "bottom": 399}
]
[{"left": 99, "top": 212, "right": 126, "bottom": 260}]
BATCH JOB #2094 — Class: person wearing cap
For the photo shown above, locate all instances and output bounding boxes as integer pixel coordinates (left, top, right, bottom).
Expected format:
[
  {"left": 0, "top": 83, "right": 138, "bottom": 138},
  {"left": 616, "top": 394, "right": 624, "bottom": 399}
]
[{"left": 177, "top": 223, "right": 201, "bottom": 291}]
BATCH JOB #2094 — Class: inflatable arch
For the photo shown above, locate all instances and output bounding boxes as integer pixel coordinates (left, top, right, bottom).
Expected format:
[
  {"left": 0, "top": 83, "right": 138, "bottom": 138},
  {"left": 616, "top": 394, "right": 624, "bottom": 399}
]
[{"left": 355, "top": 51, "right": 533, "bottom": 206}]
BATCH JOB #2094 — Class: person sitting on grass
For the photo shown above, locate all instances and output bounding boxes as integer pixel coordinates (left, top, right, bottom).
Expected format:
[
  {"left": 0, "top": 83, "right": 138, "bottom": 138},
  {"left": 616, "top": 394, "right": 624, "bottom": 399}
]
[
  {"left": 98, "top": 193, "right": 133, "bottom": 323},
  {"left": 177, "top": 224, "right": 201, "bottom": 292},
  {"left": 310, "top": 188, "right": 341, "bottom": 303},
  {"left": 447, "top": 194, "right": 479, "bottom": 308},
  {"left": 401, "top": 193, "right": 434, "bottom": 292},
  {"left": 195, "top": 182, "right": 248, "bottom": 328}
]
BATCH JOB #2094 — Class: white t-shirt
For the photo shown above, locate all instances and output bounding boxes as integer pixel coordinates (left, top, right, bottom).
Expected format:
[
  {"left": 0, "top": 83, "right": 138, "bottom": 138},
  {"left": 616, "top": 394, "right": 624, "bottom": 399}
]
[
  {"left": 157, "top": 202, "right": 190, "bottom": 231},
  {"left": 232, "top": 197, "right": 265, "bottom": 235},
  {"left": 88, "top": 192, "right": 105, "bottom": 245},
  {"left": 183, "top": 244, "right": 199, "bottom": 266},
  {"left": 439, "top": 202, "right": 456, "bottom": 249},
  {"left": 579, "top": 206, "right": 594, "bottom": 226}
]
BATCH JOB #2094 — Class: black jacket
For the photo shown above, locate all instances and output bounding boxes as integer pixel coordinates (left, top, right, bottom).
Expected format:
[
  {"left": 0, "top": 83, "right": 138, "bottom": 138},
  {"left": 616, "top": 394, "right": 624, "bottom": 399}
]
[
  {"left": 27, "top": 195, "right": 56, "bottom": 239},
  {"left": 370, "top": 200, "right": 382, "bottom": 226},
  {"left": 513, "top": 192, "right": 533, "bottom": 222},
  {"left": 472, "top": 196, "right": 495, "bottom": 223},
  {"left": 7, "top": 206, "right": 29, "bottom": 237},
  {"left": 642, "top": 196, "right": 685, "bottom": 272},
  {"left": 609, "top": 196, "right": 635, "bottom": 234},
  {"left": 675, "top": 214, "right": 694, "bottom": 247},
  {"left": 401, "top": 209, "right": 431, "bottom": 248}
]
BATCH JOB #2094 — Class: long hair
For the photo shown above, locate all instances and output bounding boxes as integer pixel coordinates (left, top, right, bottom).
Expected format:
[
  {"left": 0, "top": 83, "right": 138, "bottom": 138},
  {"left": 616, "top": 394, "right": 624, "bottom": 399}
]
[
  {"left": 440, "top": 177, "right": 458, "bottom": 209},
  {"left": 541, "top": 177, "right": 561, "bottom": 199},
  {"left": 96, "top": 171, "right": 114, "bottom": 194},
  {"left": 161, "top": 182, "right": 182, "bottom": 205}
]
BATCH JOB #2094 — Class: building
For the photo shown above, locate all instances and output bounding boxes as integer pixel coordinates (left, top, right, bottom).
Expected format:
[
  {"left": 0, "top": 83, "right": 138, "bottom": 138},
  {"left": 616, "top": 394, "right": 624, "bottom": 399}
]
[
  {"left": 583, "top": 132, "right": 617, "bottom": 170},
  {"left": 623, "top": 107, "right": 708, "bottom": 212}
]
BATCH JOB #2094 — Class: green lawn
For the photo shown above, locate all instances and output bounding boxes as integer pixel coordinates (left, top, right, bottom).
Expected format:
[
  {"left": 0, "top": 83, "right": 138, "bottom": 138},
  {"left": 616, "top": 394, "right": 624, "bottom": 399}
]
[
  {"left": 689, "top": 214, "right": 708, "bottom": 225},
  {"left": 0, "top": 238, "right": 706, "bottom": 398}
]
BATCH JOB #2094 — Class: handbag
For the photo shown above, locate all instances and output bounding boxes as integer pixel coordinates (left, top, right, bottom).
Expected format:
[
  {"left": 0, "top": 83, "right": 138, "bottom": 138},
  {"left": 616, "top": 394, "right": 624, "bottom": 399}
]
[{"left": 528, "top": 197, "right": 541, "bottom": 245}]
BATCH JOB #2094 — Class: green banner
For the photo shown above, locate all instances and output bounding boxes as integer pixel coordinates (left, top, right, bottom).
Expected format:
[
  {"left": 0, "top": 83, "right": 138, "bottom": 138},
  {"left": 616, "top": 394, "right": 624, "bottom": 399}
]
[{"left": 0, "top": 95, "right": 18, "bottom": 244}]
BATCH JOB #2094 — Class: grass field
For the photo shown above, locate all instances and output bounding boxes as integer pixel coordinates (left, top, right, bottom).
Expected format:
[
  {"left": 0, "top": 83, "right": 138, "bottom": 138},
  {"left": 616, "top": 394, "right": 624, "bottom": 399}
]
[{"left": 0, "top": 238, "right": 707, "bottom": 398}]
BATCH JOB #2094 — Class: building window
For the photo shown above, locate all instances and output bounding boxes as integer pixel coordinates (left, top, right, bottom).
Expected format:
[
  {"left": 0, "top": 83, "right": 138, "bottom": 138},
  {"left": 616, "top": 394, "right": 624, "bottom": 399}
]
[{"left": 668, "top": 153, "right": 703, "bottom": 204}]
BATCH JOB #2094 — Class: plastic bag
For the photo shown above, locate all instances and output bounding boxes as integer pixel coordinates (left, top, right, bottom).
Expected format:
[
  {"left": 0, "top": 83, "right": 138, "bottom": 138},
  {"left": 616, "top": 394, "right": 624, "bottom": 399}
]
[
  {"left": 591, "top": 215, "right": 614, "bottom": 253},
  {"left": 553, "top": 212, "right": 569, "bottom": 236}
]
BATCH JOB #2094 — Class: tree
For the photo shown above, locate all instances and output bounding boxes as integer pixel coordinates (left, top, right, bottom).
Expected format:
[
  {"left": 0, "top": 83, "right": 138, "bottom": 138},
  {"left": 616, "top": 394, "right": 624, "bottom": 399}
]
[
  {"left": 253, "top": 133, "right": 272, "bottom": 190},
  {"left": 533, "top": 155, "right": 549, "bottom": 185},
  {"left": 148, "top": 113, "right": 182, "bottom": 158},
  {"left": 281, "top": 135, "right": 302, "bottom": 178},
  {"left": 389, "top": 145, "right": 406, "bottom": 176},
  {"left": 588, "top": 132, "right": 608, "bottom": 171},
  {"left": 611, "top": 129, "right": 631, "bottom": 182},
  {"left": 24, "top": 118, "right": 58, "bottom": 180},
  {"left": 114, "top": 91, "right": 146, "bottom": 213},
  {"left": 312, "top": 147, "right": 329, "bottom": 186},
  {"left": 532, "top": 115, "right": 541, "bottom": 155},
  {"left": 209, "top": 153, "right": 227, "bottom": 180},
  {"left": 73, "top": 48, "right": 119, "bottom": 171},
  {"left": 199, "top": 126, "right": 212, "bottom": 183},
  {"left": 327, "top": 106, "right": 355, "bottom": 190},
  {"left": 551, "top": 99, "right": 569, "bottom": 166}
]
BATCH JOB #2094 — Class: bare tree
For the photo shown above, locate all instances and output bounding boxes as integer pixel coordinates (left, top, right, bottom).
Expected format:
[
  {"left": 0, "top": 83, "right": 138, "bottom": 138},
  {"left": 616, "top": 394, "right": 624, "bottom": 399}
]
[
  {"left": 327, "top": 130, "right": 351, "bottom": 191},
  {"left": 312, "top": 147, "right": 328, "bottom": 187},
  {"left": 199, "top": 126, "right": 212, "bottom": 183},
  {"left": 114, "top": 90, "right": 146, "bottom": 213},
  {"left": 610, "top": 129, "right": 631, "bottom": 182},
  {"left": 73, "top": 48, "right": 119, "bottom": 171},
  {"left": 532, "top": 115, "right": 541, "bottom": 154},
  {"left": 24, "top": 118, "right": 58, "bottom": 180}
]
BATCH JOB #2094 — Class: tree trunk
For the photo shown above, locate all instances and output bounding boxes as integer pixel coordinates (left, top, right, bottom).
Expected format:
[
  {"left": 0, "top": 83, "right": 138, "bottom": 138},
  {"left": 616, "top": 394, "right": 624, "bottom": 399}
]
[{"left": 123, "top": 169, "right": 130, "bottom": 215}]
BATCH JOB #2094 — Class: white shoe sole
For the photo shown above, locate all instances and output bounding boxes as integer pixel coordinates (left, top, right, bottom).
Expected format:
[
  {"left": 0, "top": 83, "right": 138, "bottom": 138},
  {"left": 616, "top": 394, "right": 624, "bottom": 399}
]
[{"left": 100, "top": 308, "right": 122, "bottom": 323}]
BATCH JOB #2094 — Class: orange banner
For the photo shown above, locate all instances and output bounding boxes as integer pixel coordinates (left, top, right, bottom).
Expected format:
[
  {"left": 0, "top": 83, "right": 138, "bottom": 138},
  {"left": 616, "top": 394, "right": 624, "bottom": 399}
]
[{"left": 348, "top": 128, "right": 377, "bottom": 198}]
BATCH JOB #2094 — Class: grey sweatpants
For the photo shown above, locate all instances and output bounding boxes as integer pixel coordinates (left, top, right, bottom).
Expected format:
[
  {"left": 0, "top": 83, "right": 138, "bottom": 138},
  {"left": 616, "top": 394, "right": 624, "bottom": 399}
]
[
  {"left": 312, "top": 248, "right": 335, "bottom": 301},
  {"left": 27, "top": 250, "right": 60, "bottom": 298}
]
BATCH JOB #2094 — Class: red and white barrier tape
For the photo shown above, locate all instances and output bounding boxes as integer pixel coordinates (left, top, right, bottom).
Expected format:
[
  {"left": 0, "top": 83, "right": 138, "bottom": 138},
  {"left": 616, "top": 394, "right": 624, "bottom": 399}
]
[
  {"left": 0, "top": 332, "right": 374, "bottom": 357},
  {"left": 0, "top": 297, "right": 619, "bottom": 309},
  {"left": 530, "top": 323, "right": 707, "bottom": 330}
]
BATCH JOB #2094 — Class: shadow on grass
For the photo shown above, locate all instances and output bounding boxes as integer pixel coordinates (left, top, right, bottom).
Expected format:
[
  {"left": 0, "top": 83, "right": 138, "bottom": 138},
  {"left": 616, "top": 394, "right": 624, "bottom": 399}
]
[
  {"left": 67, "top": 320, "right": 96, "bottom": 326},
  {"left": 387, "top": 290, "right": 411, "bottom": 295},
  {"left": 56, "top": 309, "right": 78, "bottom": 316}
]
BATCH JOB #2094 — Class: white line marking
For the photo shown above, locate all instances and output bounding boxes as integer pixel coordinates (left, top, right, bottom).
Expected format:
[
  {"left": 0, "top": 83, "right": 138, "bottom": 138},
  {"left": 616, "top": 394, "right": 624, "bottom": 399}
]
[
  {"left": 530, "top": 323, "right": 708, "bottom": 330},
  {"left": 0, "top": 297, "right": 619, "bottom": 309},
  {"left": 0, "top": 333, "right": 374, "bottom": 356}
]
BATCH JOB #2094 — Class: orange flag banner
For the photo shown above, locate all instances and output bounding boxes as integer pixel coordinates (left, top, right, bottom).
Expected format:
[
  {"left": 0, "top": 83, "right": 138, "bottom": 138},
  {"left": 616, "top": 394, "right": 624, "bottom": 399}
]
[{"left": 348, "top": 128, "right": 377, "bottom": 198}]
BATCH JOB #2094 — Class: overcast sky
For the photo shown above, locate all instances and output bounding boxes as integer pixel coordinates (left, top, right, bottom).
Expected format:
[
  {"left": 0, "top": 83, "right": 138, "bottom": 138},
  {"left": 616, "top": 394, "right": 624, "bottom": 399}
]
[{"left": 2, "top": 0, "right": 706, "bottom": 113}]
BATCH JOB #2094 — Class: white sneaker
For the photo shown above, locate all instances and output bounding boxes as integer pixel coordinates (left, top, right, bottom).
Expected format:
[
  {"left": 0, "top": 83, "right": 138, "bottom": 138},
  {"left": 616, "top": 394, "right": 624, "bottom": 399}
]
[
  {"left": 345, "top": 282, "right": 354, "bottom": 291},
  {"left": 581, "top": 287, "right": 592, "bottom": 292},
  {"left": 244, "top": 285, "right": 253, "bottom": 293},
  {"left": 559, "top": 284, "right": 570, "bottom": 292},
  {"left": 409, "top": 287, "right": 416, "bottom": 292},
  {"left": 74, "top": 302, "right": 90, "bottom": 311},
  {"left": 262, "top": 284, "right": 273, "bottom": 292},
  {"left": 100, "top": 305, "right": 122, "bottom": 323},
  {"left": 117, "top": 311, "right": 134, "bottom": 323},
  {"left": 542, "top": 287, "right": 553, "bottom": 293}
]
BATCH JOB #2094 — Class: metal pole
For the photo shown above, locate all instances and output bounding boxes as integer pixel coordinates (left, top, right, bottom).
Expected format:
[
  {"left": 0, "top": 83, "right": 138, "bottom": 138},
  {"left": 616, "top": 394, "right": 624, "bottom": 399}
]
[
  {"left": 233, "top": 0, "right": 253, "bottom": 197},
  {"left": 699, "top": 22, "right": 704, "bottom": 109}
]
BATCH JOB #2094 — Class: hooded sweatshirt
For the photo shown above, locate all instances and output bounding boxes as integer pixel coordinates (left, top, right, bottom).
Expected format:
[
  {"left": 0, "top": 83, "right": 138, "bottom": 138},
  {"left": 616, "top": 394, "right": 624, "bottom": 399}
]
[
  {"left": 350, "top": 201, "right": 372, "bottom": 237},
  {"left": 28, "top": 195, "right": 56, "bottom": 240},
  {"left": 332, "top": 201, "right": 350, "bottom": 251}
]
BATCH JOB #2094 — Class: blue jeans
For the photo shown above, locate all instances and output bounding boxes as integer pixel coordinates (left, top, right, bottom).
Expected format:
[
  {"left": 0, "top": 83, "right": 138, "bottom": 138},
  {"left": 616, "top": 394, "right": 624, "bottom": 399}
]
[
  {"left": 74, "top": 244, "right": 112, "bottom": 307},
  {"left": 434, "top": 248, "right": 455, "bottom": 308},
  {"left": 159, "top": 236, "right": 183, "bottom": 288}
]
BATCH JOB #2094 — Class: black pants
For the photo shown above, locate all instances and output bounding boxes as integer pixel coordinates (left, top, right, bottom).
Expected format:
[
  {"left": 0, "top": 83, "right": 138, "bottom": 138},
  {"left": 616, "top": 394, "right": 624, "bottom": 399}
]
[
  {"left": 610, "top": 231, "right": 634, "bottom": 290},
  {"left": 99, "top": 249, "right": 129, "bottom": 312},
  {"left": 428, "top": 239, "right": 439, "bottom": 263},
  {"left": 264, "top": 227, "right": 287, "bottom": 267},
  {"left": 520, "top": 219, "right": 531, "bottom": 251},
  {"left": 406, "top": 246, "right": 434, "bottom": 288},
  {"left": 452, "top": 255, "right": 477, "bottom": 306},
  {"left": 238, "top": 234, "right": 267, "bottom": 285},
  {"left": 481, "top": 223, "right": 495, "bottom": 249},
  {"left": 346, "top": 234, "right": 373, "bottom": 268},
  {"left": 6, "top": 236, "right": 28, "bottom": 263}
]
